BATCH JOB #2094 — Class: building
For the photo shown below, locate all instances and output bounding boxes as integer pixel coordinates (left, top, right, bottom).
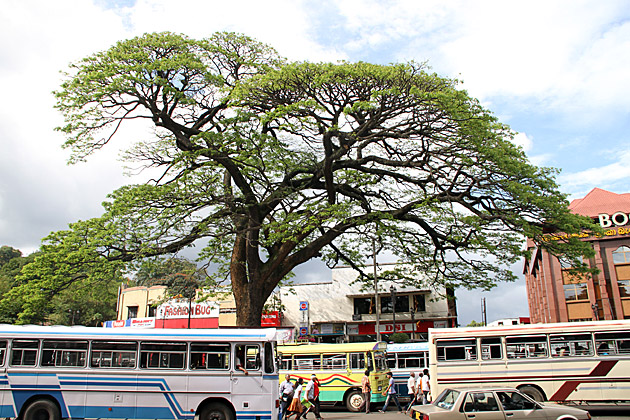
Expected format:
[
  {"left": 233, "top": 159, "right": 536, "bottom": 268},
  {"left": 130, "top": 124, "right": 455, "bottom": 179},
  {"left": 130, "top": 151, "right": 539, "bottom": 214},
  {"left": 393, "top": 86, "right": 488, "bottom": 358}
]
[
  {"left": 280, "top": 265, "right": 457, "bottom": 342},
  {"left": 524, "top": 188, "right": 630, "bottom": 323},
  {"left": 112, "top": 263, "right": 456, "bottom": 341}
]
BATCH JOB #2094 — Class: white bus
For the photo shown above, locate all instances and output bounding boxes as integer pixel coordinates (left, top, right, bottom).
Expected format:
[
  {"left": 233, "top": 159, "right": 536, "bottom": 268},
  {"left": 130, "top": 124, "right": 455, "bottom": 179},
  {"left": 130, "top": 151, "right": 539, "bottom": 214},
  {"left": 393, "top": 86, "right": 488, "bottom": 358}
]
[
  {"left": 0, "top": 325, "right": 278, "bottom": 420},
  {"left": 428, "top": 320, "right": 630, "bottom": 407},
  {"left": 385, "top": 342, "right": 429, "bottom": 398}
]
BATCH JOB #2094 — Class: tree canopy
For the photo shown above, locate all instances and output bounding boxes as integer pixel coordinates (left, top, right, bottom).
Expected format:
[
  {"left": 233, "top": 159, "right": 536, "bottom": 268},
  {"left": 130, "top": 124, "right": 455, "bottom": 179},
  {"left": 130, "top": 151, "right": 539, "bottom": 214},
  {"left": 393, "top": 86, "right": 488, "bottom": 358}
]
[{"left": 6, "top": 31, "right": 596, "bottom": 326}]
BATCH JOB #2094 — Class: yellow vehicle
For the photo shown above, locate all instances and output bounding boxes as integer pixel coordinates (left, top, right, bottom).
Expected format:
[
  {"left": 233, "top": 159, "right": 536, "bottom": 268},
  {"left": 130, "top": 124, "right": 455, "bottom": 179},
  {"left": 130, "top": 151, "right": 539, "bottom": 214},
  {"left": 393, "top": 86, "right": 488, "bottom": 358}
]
[{"left": 278, "top": 342, "right": 389, "bottom": 411}]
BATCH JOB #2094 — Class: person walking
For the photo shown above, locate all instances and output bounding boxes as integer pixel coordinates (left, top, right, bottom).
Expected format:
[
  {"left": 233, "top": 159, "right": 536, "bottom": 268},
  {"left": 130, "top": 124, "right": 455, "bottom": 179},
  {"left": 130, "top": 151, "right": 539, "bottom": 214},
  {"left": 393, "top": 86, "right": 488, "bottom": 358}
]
[
  {"left": 279, "top": 374, "right": 294, "bottom": 420},
  {"left": 420, "top": 369, "right": 431, "bottom": 404},
  {"left": 301, "top": 374, "right": 322, "bottom": 420},
  {"left": 361, "top": 370, "right": 371, "bottom": 413},
  {"left": 379, "top": 372, "right": 402, "bottom": 413},
  {"left": 286, "top": 378, "right": 304, "bottom": 420},
  {"left": 404, "top": 372, "right": 417, "bottom": 413}
]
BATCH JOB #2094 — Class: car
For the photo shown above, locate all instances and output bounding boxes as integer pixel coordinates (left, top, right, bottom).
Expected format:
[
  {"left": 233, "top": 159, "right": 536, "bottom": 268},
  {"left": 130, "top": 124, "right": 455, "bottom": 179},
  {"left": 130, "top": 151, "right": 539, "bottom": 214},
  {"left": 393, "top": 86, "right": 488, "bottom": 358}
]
[{"left": 410, "top": 387, "right": 591, "bottom": 420}]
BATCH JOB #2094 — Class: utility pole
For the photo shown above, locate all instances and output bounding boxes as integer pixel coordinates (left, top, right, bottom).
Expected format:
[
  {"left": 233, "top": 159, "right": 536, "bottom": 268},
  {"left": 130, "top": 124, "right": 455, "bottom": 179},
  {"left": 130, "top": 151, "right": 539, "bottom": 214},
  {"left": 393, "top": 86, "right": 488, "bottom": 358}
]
[
  {"left": 373, "top": 238, "right": 381, "bottom": 342},
  {"left": 391, "top": 285, "right": 396, "bottom": 336},
  {"left": 481, "top": 297, "right": 487, "bottom": 326}
]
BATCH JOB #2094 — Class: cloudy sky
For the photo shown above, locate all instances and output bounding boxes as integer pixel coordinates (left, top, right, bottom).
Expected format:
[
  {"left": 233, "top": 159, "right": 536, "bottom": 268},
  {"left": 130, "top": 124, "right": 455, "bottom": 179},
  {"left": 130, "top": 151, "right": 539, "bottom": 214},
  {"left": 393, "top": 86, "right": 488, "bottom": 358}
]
[{"left": 1, "top": 0, "right": 629, "bottom": 325}]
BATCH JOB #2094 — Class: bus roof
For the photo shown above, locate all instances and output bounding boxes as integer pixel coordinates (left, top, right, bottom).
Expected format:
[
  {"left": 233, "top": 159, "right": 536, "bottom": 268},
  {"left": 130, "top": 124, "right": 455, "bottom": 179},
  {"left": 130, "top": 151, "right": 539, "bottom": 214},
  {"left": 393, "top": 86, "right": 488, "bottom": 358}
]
[
  {"left": 386, "top": 342, "right": 429, "bottom": 352},
  {"left": 278, "top": 341, "right": 386, "bottom": 354},
  {"left": 428, "top": 319, "right": 630, "bottom": 341},
  {"left": 0, "top": 324, "right": 277, "bottom": 342}
]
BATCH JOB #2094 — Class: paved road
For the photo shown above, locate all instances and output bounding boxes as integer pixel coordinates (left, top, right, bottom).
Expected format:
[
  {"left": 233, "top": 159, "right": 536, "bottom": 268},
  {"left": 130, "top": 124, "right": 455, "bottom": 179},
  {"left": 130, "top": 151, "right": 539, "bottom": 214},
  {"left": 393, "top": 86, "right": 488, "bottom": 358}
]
[{"left": 304, "top": 407, "right": 625, "bottom": 420}]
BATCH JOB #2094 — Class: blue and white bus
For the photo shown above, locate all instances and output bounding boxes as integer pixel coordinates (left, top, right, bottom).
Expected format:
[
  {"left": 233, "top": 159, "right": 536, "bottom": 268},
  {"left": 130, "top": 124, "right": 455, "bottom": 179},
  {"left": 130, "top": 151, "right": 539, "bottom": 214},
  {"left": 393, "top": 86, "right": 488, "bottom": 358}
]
[
  {"left": 0, "top": 325, "right": 278, "bottom": 420},
  {"left": 386, "top": 342, "right": 429, "bottom": 398}
]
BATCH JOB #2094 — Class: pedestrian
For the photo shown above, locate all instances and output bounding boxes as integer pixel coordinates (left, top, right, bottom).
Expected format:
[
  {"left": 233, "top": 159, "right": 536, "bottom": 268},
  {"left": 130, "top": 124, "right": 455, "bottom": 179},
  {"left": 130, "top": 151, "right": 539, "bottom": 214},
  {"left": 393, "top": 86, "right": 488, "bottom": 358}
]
[
  {"left": 379, "top": 372, "right": 402, "bottom": 413},
  {"left": 286, "top": 378, "right": 304, "bottom": 420},
  {"left": 404, "top": 372, "right": 416, "bottom": 413},
  {"left": 279, "top": 374, "right": 294, "bottom": 420},
  {"left": 420, "top": 369, "right": 431, "bottom": 404},
  {"left": 361, "top": 370, "right": 371, "bottom": 413},
  {"left": 301, "top": 374, "right": 322, "bottom": 420}
]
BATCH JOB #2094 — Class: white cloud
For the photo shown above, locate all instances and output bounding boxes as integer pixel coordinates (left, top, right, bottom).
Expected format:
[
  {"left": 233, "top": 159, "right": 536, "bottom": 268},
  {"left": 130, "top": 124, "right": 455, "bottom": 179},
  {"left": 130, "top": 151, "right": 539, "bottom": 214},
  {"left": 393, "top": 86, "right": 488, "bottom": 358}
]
[{"left": 559, "top": 150, "right": 630, "bottom": 195}]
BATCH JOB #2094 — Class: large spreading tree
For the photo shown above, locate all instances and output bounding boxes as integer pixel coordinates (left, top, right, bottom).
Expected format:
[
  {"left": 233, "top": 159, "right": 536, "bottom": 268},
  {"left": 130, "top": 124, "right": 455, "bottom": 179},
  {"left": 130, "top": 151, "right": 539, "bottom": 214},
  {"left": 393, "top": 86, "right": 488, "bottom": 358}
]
[{"left": 6, "top": 32, "right": 597, "bottom": 326}]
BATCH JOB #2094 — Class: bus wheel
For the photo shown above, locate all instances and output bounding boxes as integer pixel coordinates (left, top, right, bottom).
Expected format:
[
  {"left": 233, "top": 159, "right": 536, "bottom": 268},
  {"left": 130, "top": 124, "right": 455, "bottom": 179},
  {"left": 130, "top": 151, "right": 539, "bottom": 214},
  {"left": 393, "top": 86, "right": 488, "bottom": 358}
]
[
  {"left": 519, "top": 385, "right": 545, "bottom": 402},
  {"left": 23, "top": 400, "right": 61, "bottom": 420},
  {"left": 345, "top": 389, "right": 364, "bottom": 412},
  {"left": 199, "top": 402, "right": 235, "bottom": 420}
]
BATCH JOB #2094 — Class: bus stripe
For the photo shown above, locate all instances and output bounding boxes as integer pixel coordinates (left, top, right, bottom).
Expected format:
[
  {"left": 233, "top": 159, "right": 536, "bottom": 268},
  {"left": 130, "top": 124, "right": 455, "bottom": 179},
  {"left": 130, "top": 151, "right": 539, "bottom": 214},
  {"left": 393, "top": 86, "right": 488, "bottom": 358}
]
[{"left": 550, "top": 360, "right": 618, "bottom": 401}]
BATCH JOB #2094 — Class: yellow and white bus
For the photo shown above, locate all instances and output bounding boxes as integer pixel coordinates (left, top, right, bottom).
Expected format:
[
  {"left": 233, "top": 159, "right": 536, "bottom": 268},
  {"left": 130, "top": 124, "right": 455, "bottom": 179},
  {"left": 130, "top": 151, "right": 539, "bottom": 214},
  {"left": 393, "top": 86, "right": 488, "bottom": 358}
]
[
  {"left": 277, "top": 342, "right": 389, "bottom": 411},
  {"left": 428, "top": 320, "right": 630, "bottom": 407}
]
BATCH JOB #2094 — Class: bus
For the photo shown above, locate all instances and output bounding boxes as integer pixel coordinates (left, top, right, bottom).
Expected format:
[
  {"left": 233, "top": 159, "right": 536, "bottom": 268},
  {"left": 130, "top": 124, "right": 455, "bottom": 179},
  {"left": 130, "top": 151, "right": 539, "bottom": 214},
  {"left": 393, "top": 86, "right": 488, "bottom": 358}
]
[
  {"left": 277, "top": 342, "right": 388, "bottom": 411},
  {"left": 0, "top": 324, "right": 278, "bottom": 420},
  {"left": 385, "top": 342, "right": 429, "bottom": 399},
  {"left": 428, "top": 320, "right": 630, "bottom": 407}
]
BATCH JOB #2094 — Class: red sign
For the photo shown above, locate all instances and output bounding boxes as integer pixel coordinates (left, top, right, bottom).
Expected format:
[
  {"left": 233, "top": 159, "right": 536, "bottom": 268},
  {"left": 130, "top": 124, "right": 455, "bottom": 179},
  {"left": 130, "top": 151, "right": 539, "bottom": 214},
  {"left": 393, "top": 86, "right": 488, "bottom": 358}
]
[{"left": 261, "top": 311, "right": 281, "bottom": 327}]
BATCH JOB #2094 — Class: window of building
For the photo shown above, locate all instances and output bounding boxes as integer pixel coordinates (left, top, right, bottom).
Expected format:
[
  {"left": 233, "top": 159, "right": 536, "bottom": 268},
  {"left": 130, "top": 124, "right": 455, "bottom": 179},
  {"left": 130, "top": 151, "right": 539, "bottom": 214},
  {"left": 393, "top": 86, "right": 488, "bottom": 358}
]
[
  {"left": 563, "top": 283, "right": 589, "bottom": 301},
  {"left": 412, "top": 294, "right": 426, "bottom": 312},
  {"left": 381, "top": 295, "right": 409, "bottom": 313},
  {"left": 127, "top": 306, "right": 138, "bottom": 319},
  {"left": 613, "top": 246, "right": 630, "bottom": 298},
  {"left": 353, "top": 297, "right": 375, "bottom": 315},
  {"left": 613, "top": 246, "right": 630, "bottom": 264}
]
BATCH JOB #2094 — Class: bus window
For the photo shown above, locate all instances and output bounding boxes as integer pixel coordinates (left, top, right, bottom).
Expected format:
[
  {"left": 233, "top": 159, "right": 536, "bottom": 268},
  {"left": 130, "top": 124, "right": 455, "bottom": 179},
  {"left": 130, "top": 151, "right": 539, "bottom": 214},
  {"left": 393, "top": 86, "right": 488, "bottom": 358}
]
[
  {"left": 0, "top": 340, "right": 6, "bottom": 366},
  {"left": 91, "top": 341, "right": 137, "bottom": 368},
  {"left": 436, "top": 339, "right": 477, "bottom": 361},
  {"left": 594, "top": 332, "right": 630, "bottom": 355},
  {"left": 549, "top": 334, "right": 593, "bottom": 357},
  {"left": 506, "top": 335, "right": 547, "bottom": 359},
  {"left": 323, "top": 353, "right": 347, "bottom": 369},
  {"left": 279, "top": 353, "right": 292, "bottom": 370},
  {"left": 140, "top": 342, "right": 186, "bottom": 369},
  {"left": 387, "top": 354, "right": 396, "bottom": 369},
  {"left": 41, "top": 340, "right": 88, "bottom": 367},
  {"left": 481, "top": 337, "right": 502, "bottom": 360},
  {"left": 190, "top": 343, "right": 230, "bottom": 369},
  {"left": 294, "top": 354, "right": 321, "bottom": 370},
  {"left": 398, "top": 352, "right": 425, "bottom": 368},
  {"left": 264, "top": 342, "right": 275, "bottom": 373},
  {"left": 10, "top": 340, "right": 39, "bottom": 366},
  {"left": 349, "top": 352, "right": 366, "bottom": 370},
  {"left": 235, "top": 344, "right": 260, "bottom": 371}
]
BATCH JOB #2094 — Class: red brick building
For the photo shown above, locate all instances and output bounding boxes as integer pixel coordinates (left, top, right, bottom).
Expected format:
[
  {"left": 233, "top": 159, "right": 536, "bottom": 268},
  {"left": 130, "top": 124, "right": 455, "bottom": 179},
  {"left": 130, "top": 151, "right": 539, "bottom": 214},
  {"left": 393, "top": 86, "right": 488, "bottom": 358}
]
[{"left": 524, "top": 188, "right": 630, "bottom": 323}]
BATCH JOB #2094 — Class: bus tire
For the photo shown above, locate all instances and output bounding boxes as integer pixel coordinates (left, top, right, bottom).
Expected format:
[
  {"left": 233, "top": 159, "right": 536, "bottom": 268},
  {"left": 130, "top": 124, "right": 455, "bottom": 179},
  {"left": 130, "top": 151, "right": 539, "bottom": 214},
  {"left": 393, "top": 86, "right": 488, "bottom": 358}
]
[
  {"left": 22, "top": 399, "right": 61, "bottom": 420},
  {"left": 518, "top": 385, "right": 545, "bottom": 402},
  {"left": 345, "top": 389, "right": 364, "bottom": 412},
  {"left": 199, "top": 402, "right": 235, "bottom": 420}
]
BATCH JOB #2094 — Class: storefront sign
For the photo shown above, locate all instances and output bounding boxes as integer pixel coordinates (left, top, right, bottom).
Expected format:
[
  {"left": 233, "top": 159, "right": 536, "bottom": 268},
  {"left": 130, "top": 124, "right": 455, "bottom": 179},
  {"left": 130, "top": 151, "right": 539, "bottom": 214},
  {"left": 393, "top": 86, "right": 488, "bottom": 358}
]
[
  {"left": 598, "top": 212, "right": 630, "bottom": 228},
  {"left": 157, "top": 301, "right": 220, "bottom": 319},
  {"left": 261, "top": 311, "right": 281, "bottom": 327}
]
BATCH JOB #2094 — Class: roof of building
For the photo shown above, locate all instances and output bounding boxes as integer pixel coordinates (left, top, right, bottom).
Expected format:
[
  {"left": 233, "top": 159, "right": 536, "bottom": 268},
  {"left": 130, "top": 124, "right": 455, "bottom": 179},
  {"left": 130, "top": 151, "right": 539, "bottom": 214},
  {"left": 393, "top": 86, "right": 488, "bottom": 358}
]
[{"left": 568, "top": 188, "right": 630, "bottom": 217}]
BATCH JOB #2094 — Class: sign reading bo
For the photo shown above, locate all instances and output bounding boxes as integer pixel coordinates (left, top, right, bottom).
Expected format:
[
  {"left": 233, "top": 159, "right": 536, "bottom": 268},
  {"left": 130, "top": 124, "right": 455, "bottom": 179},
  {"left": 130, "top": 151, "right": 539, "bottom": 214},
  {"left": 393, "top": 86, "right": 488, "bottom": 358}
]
[{"left": 598, "top": 212, "right": 630, "bottom": 228}]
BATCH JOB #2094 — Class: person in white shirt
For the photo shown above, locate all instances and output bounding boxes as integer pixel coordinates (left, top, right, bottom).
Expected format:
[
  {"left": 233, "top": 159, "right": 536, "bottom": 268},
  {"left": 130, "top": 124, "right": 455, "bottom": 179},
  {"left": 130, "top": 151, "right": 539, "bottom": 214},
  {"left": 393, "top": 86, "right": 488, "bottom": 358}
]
[
  {"left": 420, "top": 369, "right": 430, "bottom": 404},
  {"left": 404, "top": 372, "right": 417, "bottom": 413},
  {"left": 279, "top": 374, "right": 294, "bottom": 419}
]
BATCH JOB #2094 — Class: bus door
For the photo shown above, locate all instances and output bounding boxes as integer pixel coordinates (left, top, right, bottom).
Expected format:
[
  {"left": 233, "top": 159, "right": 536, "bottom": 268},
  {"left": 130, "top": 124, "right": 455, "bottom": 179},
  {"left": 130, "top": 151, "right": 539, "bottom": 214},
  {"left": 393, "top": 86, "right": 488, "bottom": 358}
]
[{"left": 232, "top": 344, "right": 263, "bottom": 405}]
